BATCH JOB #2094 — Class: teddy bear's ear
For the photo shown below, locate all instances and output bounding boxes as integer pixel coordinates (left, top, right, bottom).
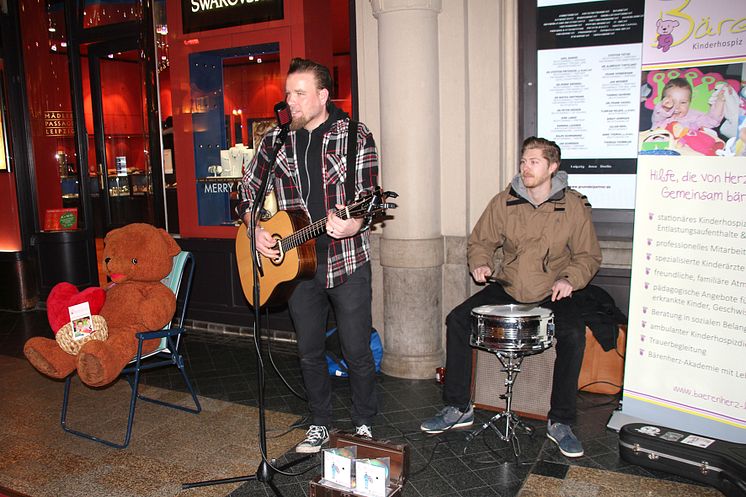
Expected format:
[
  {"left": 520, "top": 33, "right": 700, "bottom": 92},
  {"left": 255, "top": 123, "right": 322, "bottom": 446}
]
[{"left": 158, "top": 228, "right": 181, "bottom": 257}]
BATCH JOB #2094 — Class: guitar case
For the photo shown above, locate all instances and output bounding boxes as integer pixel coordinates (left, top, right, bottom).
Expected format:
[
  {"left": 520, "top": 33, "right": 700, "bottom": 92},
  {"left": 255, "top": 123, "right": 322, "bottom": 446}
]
[{"left": 619, "top": 423, "right": 746, "bottom": 497}]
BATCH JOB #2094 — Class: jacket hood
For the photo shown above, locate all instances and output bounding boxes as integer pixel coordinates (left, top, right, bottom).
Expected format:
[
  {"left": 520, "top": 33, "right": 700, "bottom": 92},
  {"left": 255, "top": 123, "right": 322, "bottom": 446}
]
[
  {"left": 510, "top": 170, "right": 569, "bottom": 206},
  {"left": 327, "top": 101, "right": 348, "bottom": 122},
  {"left": 304, "top": 101, "right": 348, "bottom": 137}
]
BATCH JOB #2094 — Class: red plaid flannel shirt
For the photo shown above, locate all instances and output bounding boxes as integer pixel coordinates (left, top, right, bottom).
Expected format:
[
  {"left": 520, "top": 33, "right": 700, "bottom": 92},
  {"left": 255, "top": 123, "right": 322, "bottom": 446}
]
[{"left": 238, "top": 117, "right": 379, "bottom": 288}]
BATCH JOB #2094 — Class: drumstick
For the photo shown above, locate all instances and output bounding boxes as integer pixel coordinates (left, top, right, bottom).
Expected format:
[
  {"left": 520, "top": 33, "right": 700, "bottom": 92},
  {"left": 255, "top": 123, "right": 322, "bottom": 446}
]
[{"left": 486, "top": 275, "right": 512, "bottom": 287}]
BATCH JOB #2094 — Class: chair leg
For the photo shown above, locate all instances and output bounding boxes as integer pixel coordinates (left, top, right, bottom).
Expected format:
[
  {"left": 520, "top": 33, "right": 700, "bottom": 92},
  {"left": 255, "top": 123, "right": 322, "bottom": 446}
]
[
  {"left": 59, "top": 348, "right": 200, "bottom": 449},
  {"left": 60, "top": 373, "right": 136, "bottom": 449},
  {"left": 136, "top": 352, "right": 202, "bottom": 415}
]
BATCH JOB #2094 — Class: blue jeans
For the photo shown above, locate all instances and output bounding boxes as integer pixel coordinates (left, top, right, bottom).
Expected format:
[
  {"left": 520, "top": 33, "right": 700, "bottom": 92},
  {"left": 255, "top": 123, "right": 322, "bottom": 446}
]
[
  {"left": 288, "top": 263, "right": 377, "bottom": 427},
  {"left": 443, "top": 284, "right": 586, "bottom": 425}
]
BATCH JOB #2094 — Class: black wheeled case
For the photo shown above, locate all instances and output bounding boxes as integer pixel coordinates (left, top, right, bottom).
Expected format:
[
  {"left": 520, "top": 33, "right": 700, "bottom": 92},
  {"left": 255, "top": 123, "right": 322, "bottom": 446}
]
[
  {"left": 619, "top": 423, "right": 746, "bottom": 497},
  {"left": 309, "top": 432, "right": 409, "bottom": 497}
]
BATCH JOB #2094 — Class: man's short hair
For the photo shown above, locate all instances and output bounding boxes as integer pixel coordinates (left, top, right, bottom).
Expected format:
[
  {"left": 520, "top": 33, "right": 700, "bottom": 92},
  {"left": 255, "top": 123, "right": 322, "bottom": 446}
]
[
  {"left": 521, "top": 136, "right": 561, "bottom": 165},
  {"left": 288, "top": 57, "right": 334, "bottom": 95}
]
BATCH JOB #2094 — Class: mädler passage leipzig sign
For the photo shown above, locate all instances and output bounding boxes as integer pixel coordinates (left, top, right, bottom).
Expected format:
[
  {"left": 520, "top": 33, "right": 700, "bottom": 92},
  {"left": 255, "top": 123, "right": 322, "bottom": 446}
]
[{"left": 182, "top": 0, "right": 283, "bottom": 34}]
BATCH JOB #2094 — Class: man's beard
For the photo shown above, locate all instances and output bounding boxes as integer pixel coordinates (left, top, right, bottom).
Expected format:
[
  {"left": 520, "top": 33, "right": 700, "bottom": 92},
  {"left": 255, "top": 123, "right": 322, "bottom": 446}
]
[{"left": 290, "top": 115, "right": 308, "bottom": 131}]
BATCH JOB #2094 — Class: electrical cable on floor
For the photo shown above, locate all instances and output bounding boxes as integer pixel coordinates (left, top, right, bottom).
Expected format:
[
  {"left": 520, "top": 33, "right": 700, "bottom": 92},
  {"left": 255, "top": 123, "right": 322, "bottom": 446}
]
[
  {"left": 577, "top": 384, "right": 623, "bottom": 409},
  {"left": 266, "top": 414, "right": 311, "bottom": 439},
  {"left": 263, "top": 308, "right": 308, "bottom": 402},
  {"left": 388, "top": 396, "right": 483, "bottom": 475},
  {"left": 251, "top": 319, "right": 320, "bottom": 478},
  {"left": 578, "top": 380, "right": 622, "bottom": 392}
]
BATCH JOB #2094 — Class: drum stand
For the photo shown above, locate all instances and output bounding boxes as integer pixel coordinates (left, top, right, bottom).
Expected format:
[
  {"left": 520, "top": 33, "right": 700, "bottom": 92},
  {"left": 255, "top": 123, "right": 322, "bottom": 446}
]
[{"left": 465, "top": 351, "right": 534, "bottom": 457}]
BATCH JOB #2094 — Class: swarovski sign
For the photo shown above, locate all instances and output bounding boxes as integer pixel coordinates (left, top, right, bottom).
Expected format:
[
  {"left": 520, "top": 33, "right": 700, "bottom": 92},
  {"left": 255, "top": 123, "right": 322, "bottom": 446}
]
[
  {"left": 190, "top": 0, "right": 263, "bottom": 14},
  {"left": 182, "top": 0, "right": 283, "bottom": 33}
]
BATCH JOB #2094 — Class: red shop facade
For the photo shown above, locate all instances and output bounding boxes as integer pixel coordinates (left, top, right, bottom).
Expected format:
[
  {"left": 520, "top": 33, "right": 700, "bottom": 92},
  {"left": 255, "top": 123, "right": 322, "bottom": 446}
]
[{"left": 0, "top": 0, "right": 356, "bottom": 329}]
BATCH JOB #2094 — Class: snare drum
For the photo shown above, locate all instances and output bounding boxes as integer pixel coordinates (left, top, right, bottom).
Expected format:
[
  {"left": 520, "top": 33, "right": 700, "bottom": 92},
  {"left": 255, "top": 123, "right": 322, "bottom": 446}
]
[{"left": 470, "top": 304, "right": 554, "bottom": 354}]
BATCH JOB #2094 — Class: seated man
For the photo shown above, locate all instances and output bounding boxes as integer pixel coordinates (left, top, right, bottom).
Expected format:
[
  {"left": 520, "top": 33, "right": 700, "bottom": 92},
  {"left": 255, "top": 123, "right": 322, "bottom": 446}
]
[{"left": 420, "top": 137, "right": 602, "bottom": 458}]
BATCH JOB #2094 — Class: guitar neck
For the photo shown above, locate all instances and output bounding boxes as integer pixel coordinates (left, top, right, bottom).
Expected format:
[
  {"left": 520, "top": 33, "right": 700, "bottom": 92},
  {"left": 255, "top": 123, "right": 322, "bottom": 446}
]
[{"left": 279, "top": 208, "right": 350, "bottom": 252}]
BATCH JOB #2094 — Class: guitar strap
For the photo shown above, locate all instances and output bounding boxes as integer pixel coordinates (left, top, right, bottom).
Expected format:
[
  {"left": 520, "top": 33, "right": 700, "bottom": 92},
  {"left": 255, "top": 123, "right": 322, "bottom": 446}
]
[{"left": 345, "top": 120, "right": 358, "bottom": 202}]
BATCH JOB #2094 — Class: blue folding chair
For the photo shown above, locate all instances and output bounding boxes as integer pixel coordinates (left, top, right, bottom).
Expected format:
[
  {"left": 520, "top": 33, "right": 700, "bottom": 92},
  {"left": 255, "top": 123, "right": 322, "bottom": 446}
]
[{"left": 61, "top": 251, "right": 202, "bottom": 448}]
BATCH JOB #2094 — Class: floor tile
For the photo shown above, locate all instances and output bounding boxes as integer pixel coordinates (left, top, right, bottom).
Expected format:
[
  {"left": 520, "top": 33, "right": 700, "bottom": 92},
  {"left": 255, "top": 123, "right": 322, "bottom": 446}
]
[{"left": 0, "top": 309, "right": 721, "bottom": 497}]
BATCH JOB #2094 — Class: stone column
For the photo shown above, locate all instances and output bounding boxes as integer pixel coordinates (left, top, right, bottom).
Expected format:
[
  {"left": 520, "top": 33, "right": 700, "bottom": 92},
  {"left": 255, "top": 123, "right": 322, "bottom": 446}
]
[{"left": 372, "top": 0, "right": 443, "bottom": 379}]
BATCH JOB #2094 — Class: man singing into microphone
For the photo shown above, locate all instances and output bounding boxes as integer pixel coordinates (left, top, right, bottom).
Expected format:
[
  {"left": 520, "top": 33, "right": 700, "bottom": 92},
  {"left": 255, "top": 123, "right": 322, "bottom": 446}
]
[
  {"left": 237, "top": 58, "right": 379, "bottom": 453},
  {"left": 420, "top": 137, "right": 601, "bottom": 458}
]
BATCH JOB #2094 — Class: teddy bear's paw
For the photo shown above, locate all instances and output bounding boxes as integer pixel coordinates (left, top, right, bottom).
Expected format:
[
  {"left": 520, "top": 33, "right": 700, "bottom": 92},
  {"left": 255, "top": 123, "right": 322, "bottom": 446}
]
[
  {"left": 23, "top": 338, "right": 76, "bottom": 378},
  {"left": 76, "top": 349, "right": 111, "bottom": 387}
]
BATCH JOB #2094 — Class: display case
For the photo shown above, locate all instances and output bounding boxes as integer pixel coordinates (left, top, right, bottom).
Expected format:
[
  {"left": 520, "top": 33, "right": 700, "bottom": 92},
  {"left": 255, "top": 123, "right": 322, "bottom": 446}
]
[
  {"left": 60, "top": 175, "right": 100, "bottom": 202},
  {"left": 106, "top": 173, "right": 151, "bottom": 196},
  {"left": 60, "top": 172, "right": 151, "bottom": 199}
]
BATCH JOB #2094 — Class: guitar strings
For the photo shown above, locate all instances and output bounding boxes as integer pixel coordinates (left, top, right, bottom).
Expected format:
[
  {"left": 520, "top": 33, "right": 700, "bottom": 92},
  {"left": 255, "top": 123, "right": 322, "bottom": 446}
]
[{"left": 280, "top": 204, "right": 363, "bottom": 251}]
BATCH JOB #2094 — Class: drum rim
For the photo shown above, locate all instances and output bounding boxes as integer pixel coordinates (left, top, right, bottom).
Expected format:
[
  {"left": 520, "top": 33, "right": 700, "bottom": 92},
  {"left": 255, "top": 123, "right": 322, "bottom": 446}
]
[
  {"left": 470, "top": 335, "right": 553, "bottom": 353},
  {"left": 471, "top": 304, "right": 552, "bottom": 318}
]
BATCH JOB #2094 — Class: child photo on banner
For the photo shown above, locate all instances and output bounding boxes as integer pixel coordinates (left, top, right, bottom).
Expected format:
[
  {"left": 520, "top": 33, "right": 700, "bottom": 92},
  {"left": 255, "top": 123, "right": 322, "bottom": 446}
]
[{"left": 638, "top": 65, "right": 745, "bottom": 157}]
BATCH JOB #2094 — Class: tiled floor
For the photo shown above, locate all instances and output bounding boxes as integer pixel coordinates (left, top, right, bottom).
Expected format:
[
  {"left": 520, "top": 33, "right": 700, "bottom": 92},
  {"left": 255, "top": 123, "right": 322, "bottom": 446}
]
[{"left": 0, "top": 309, "right": 715, "bottom": 497}]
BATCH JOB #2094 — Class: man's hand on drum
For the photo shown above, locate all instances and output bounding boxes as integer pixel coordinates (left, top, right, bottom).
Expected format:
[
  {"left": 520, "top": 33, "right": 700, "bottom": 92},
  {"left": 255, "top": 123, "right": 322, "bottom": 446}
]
[
  {"left": 471, "top": 265, "right": 492, "bottom": 284},
  {"left": 551, "top": 278, "right": 573, "bottom": 301}
]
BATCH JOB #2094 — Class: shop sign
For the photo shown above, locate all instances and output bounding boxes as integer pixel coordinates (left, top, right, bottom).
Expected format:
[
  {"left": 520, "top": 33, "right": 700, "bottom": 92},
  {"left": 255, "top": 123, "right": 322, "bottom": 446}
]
[
  {"left": 44, "top": 110, "right": 74, "bottom": 137},
  {"left": 182, "top": 0, "right": 283, "bottom": 34}
]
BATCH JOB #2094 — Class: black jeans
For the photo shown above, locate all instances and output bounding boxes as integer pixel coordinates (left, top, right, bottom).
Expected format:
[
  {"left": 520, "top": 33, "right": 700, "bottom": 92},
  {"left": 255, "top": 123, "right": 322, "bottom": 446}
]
[
  {"left": 443, "top": 283, "right": 586, "bottom": 425},
  {"left": 288, "top": 263, "right": 377, "bottom": 427}
]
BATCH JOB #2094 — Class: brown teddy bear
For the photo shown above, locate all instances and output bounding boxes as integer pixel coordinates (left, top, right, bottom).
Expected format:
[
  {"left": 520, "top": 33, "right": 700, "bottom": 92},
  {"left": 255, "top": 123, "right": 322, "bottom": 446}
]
[{"left": 24, "top": 223, "right": 181, "bottom": 387}]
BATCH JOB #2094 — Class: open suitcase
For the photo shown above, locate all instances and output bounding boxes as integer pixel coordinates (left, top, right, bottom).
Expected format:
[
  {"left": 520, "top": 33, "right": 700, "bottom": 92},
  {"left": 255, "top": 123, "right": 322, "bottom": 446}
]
[{"left": 619, "top": 423, "right": 746, "bottom": 497}]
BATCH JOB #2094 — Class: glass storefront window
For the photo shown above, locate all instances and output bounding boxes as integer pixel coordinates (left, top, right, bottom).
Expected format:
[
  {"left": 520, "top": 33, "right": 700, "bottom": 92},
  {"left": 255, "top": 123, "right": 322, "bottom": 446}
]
[
  {"left": 22, "top": 0, "right": 163, "bottom": 235},
  {"left": 0, "top": 67, "right": 10, "bottom": 173},
  {"left": 21, "top": 0, "right": 82, "bottom": 231},
  {"left": 82, "top": 0, "right": 142, "bottom": 28},
  {"left": 190, "top": 43, "right": 281, "bottom": 226}
]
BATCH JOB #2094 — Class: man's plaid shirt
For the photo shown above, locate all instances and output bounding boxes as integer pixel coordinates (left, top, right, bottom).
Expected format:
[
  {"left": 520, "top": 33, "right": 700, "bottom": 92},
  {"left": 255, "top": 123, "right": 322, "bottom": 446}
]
[{"left": 238, "top": 116, "right": 379, "bottom": 288}]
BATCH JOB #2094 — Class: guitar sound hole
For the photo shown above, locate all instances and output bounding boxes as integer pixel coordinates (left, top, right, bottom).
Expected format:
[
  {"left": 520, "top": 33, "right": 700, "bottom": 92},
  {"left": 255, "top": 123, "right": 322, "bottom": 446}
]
[{"left": 271, "top": 237, "right": 284, "bottom": 265}]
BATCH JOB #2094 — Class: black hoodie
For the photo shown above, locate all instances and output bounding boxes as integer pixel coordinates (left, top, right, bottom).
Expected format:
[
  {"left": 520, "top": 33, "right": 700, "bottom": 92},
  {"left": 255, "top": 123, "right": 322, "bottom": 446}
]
[{"left": 294, "top": 103, "right": 348, "bottom": 262}]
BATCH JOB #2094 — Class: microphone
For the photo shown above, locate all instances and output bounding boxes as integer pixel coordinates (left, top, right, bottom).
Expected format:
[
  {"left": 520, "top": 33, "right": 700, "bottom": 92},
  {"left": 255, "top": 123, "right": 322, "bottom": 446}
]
[{"left": 274, "top": 101, "right": 292, "bottom": 128}]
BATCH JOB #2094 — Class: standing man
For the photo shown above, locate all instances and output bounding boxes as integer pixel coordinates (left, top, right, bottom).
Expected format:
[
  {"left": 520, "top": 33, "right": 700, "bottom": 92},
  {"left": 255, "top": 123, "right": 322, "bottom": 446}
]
[
  {"left": 420, "top": 137, "right": 602, "bottom": 458},
  {"left": 238, "top": 58, "right": 379, "bottom": 453}
]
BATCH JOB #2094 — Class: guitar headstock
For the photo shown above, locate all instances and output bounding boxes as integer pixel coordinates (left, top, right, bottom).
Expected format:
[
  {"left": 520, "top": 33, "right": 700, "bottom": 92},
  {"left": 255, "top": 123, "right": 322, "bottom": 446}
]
[{"left": 342, "top": 187, "right": 398, "bottom": 220}]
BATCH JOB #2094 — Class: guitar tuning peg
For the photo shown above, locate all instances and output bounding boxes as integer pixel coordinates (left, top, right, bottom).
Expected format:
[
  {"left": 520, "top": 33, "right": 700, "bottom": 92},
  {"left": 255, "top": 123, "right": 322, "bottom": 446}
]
[
  {"left": 384, "top": 191, "right": 399, "bottom": 198},
  {"left": 383, "top": 202, "right": 398, "bottom": 209}
]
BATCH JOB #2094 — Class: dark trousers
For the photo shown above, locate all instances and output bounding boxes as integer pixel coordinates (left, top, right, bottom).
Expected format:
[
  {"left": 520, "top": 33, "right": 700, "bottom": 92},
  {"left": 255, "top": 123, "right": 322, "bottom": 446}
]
[
  {"left": 443, "top": 284, "right": 586, "bottom": 425},
  {"left": 288, "top": 263, "right": 377, "bottom": 427}
]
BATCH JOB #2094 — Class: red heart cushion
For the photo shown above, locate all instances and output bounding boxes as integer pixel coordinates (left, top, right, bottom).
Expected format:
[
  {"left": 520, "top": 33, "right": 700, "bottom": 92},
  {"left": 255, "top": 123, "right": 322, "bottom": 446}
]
[{"left": 47, "top": 282, "right": 106, "bottom": 334}]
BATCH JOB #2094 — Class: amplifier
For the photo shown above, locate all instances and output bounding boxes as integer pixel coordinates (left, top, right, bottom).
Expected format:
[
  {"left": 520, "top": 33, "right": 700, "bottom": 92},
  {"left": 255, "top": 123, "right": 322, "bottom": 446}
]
[{"left": 472, "top": 343, "right": 556, "bottom": 420}]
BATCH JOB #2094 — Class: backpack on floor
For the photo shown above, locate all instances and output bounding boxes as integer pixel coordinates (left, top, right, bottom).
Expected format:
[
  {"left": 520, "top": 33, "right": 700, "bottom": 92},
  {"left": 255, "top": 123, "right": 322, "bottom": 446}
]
[{"left": 325, "top": 328, "right": 383, "bottom": 377}]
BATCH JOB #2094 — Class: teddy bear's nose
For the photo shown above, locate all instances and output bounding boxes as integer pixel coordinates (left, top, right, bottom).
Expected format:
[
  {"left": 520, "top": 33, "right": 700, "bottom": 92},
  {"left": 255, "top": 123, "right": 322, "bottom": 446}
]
[{"left": 105, "top": 257, "right": 111, "bottom": 264}]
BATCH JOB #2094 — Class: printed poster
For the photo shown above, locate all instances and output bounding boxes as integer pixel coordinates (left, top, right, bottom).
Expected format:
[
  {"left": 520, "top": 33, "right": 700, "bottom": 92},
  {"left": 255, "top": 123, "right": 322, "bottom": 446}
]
[
  {"left": 625, "top": 156, "right": 746, "bottom": 440},
  {"left": 619, "top": 0, "right": 746, "bottom": 442},
  {"left": 641, "top": 0, "right": 746, "bottom": 70},
  {"left": 537, "top": 0, "right": 645, "bottom": 209}
]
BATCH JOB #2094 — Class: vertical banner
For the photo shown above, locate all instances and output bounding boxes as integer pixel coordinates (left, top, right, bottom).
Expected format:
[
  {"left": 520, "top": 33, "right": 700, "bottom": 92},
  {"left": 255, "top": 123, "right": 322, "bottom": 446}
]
[
  {"left": 536, "top": 0, "right": 645, "bottom": 209},
  {"left": 620, "top": 0, "right": 746, "bottom": 442}
]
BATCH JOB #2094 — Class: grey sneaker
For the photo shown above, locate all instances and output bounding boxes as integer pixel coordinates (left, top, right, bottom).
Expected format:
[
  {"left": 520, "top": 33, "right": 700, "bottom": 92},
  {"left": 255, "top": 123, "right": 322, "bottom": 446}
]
[
  {"left": 546, "top": 420, "right": 584, "bottom": 458},
  {"left": 420, "top": 405, "right": 474, "bottom": 433},
  {"left": 296, "top": 425, "right": 329, "bottom": 453},
  {"left": 355, "top": 424, "right": 373, "bottom": 438}
]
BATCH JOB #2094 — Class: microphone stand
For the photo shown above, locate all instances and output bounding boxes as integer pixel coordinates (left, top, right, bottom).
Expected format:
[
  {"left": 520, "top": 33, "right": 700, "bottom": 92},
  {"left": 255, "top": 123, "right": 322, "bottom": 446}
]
[{"left": 183, "top": 123, "right": 314, "bottom": 495}]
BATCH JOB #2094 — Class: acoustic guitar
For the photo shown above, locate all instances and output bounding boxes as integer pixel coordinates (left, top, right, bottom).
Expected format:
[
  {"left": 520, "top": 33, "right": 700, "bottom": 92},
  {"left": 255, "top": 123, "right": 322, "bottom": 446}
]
[{"left": 236, "top": 187, "right": 397, "bottom": 307}]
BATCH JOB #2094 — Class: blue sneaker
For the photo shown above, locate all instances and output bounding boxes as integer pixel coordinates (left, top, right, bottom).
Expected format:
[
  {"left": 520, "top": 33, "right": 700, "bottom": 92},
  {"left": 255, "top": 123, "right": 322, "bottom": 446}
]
[
  {"left": 546, "top": 420, "right": 584, "bottom": 458},
  {"left": 420, "top": 405, "right": 474, "bottom": 433}
]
